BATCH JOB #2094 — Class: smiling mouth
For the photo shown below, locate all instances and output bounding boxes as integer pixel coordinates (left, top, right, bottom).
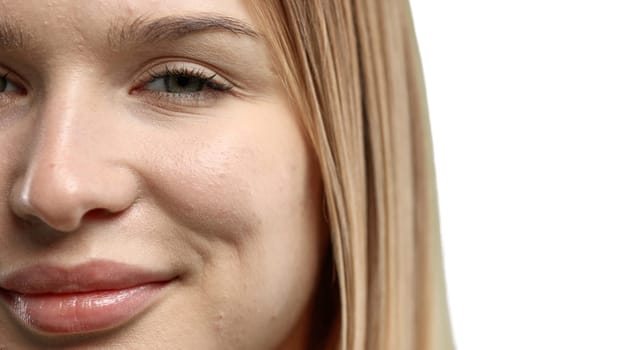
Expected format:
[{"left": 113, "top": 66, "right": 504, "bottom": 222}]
[{"left": 0, "top": 260, "right": 176, "bottom": 335}]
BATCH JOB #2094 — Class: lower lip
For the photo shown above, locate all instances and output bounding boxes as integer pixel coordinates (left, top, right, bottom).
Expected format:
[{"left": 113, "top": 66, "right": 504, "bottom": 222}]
[{"left": 0, "top": 282, "right": 168, "bottom": 334}]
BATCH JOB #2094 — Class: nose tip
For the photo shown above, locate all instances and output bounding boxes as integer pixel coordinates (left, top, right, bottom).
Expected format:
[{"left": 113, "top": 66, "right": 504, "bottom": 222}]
[{"left": 10, "top": 160, "right": 137, "bottom": 233}]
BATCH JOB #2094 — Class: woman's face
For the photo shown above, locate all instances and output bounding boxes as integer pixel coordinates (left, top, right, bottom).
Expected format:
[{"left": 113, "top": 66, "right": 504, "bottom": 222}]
[{"left": 0, "top": 1, "right": 327, "bottom": 349}]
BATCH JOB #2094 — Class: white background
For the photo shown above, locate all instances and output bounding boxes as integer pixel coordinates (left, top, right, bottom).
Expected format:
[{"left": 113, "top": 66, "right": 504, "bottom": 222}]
[{"left": 410, "top": 1, "right": 622, "bottom": 349}]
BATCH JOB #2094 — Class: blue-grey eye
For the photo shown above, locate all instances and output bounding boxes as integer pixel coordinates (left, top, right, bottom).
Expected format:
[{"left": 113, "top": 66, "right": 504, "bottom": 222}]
[{"left": 0, "top": 75, "right": 20, "bottom": 93}]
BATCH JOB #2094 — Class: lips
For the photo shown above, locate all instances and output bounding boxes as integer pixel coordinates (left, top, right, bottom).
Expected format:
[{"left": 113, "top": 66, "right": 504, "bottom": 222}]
[{"left": 0, "top": 260, "right": 175, "bottom": 334}]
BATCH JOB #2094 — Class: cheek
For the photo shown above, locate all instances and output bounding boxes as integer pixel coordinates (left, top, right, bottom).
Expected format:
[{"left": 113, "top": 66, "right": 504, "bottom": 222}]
[
  {"left": 134, "top": 101, "right": 326, "bottom": 347},
  {"left": 147, "top": 137, "right": 261, "bottom": 242},
  {"left": 140, "top": 119, "right": 317, "bottom": 246}
]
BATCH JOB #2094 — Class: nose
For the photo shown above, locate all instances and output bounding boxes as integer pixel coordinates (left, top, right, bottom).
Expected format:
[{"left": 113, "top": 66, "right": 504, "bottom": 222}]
[{"left": 9, "top": 91, "right": 138, "bottom": 233}]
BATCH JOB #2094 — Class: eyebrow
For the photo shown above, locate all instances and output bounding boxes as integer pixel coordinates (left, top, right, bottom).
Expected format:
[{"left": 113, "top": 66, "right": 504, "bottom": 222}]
[
  {"left": 0, "top": 21, "right": 26, "bottom": 49},
  {"left": 0, "top": 13, "right": 259, "bottom": 50},
  {"left": 108, "top": 14, "right": 260, "bottom": 50}
]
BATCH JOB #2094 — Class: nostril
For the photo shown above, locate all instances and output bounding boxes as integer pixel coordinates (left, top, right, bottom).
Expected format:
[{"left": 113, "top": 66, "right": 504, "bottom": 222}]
[{"left": 83, "top": 208, "right": 118, "bottom": 221}]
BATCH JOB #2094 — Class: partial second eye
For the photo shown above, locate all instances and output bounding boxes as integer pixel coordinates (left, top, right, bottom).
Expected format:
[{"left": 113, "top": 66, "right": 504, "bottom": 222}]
[{"left": 0, "top": 74, "right": 21, "bottom": 93}]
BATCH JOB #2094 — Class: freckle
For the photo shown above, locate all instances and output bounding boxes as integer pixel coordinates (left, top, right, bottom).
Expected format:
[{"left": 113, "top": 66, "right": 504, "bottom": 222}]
[{"left": 215, "top": 311, "right": 225, "bottom": 332}]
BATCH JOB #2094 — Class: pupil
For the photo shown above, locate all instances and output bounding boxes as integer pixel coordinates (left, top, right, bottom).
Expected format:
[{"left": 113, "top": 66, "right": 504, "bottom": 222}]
[
  {"left": 0, "top": 77, "right": 6, "bottom": 92},
  {"left": 165, "top": 75, "right": 203, "bottom": 93},
  {"left": 177, "top": 76, "right": 190, "bottom": 87}
]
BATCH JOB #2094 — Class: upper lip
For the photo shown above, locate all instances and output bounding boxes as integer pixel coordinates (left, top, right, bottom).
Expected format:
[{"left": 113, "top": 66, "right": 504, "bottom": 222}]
[{"left": 0, "top": 260, "right": 175, "bottom": 294}]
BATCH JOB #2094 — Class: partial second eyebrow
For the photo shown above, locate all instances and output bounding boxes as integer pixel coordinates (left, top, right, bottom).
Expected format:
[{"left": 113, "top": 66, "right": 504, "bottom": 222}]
[
  {"left": 107, "top": 13, "right": 260, "bottom": 50},
  {"left": 0, "top": 21, "right": 26, "bottom": 49}
]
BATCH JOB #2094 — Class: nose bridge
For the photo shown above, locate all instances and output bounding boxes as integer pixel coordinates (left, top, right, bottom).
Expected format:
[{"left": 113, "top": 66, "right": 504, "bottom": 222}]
[
  {"left": 31, "top": 78, "right": 98, "bottom": 170},
  {"left": 12, "top": 78, "right": 136, "bottom": 232}
]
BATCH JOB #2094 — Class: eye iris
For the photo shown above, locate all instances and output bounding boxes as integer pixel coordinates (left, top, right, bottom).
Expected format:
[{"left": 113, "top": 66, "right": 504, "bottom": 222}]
[
  {"left": 0, "top": 76, "right": 6, "bottom": 92},
  {"left": 164, "top": 75, "right": 204, "bottom": 93}
]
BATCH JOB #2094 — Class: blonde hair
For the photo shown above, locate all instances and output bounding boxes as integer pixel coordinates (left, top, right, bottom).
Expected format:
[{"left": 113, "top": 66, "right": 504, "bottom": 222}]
[{"left": 247, "top": 1, "right": 454, "bottom": 349}]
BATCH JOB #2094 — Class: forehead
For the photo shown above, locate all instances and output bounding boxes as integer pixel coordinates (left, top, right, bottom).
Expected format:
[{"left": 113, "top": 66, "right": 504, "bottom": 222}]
[{"left": 0, "top": 0, "right": 254, "bottom": 49}]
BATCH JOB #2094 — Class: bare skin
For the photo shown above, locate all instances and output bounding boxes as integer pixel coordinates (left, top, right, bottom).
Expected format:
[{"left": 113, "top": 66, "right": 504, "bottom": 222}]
[{"left": 0, "top": 1, "right": 327, "bottom": 349}]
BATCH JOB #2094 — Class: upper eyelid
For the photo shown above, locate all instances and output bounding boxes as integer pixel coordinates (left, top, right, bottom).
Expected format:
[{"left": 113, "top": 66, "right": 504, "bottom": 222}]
[
  {"left": 148, "top": 66, "right": 216, "bottom": 81},
  {"left": 133, "top": 61, "right": 233, "bottom": 88},
  {"left": 0, "top": 66, "right": 28, "bottom": 90}
]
